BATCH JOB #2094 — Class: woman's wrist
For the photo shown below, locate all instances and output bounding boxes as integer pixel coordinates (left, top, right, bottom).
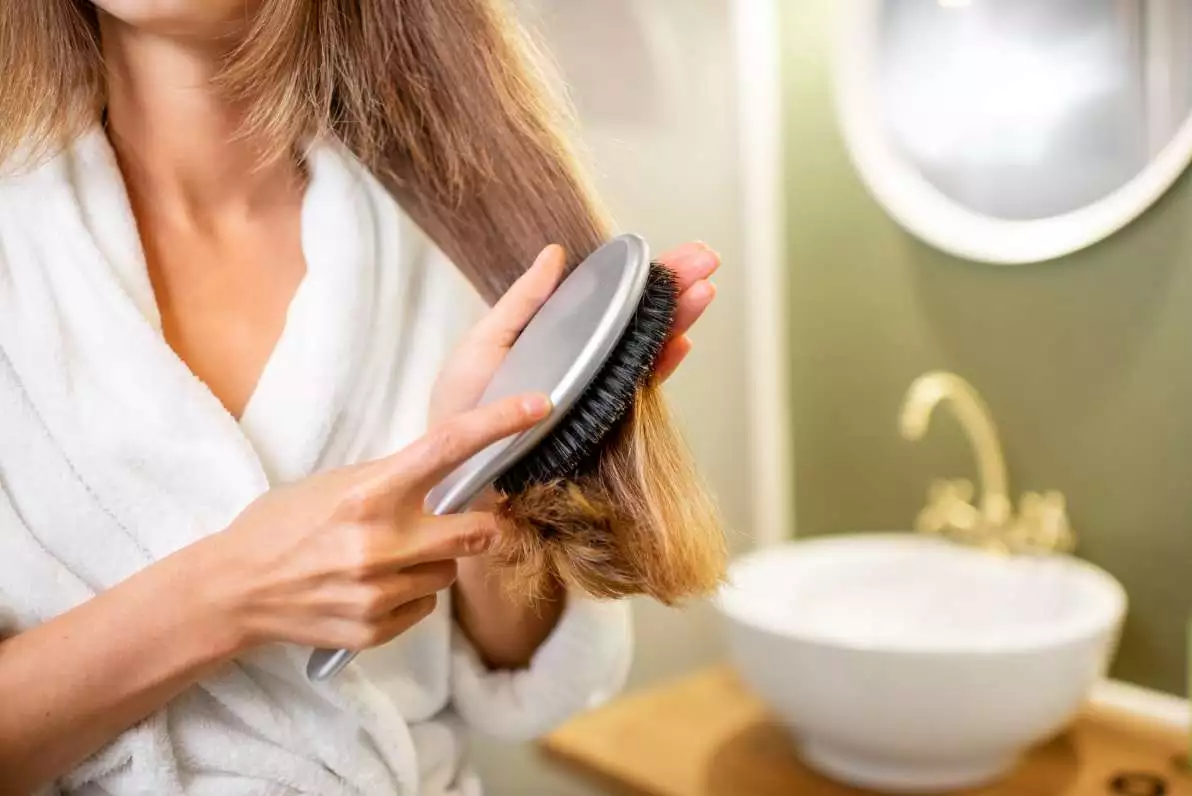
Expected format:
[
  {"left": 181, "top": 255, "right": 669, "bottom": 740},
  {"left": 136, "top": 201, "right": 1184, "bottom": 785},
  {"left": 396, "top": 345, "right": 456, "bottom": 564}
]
[
  {"left": 453, "top": 551, "right": 565, "bottom": 670},
  {"left": 164, "top": 535, "right": 257, "bottom": 665}
]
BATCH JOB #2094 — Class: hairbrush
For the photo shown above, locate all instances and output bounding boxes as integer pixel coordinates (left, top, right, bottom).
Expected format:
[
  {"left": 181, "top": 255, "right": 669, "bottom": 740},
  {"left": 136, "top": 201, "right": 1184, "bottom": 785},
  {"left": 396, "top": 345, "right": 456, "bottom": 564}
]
[{"left": 307, "top": 233, "right": 676, "bottom": 681}]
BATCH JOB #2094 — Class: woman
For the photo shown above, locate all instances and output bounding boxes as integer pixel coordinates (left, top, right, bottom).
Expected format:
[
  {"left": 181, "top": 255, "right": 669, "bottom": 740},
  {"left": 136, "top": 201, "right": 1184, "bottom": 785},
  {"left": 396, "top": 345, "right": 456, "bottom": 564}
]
[{"left": 0, "top": 1, "right": 719, "bottom": 794}]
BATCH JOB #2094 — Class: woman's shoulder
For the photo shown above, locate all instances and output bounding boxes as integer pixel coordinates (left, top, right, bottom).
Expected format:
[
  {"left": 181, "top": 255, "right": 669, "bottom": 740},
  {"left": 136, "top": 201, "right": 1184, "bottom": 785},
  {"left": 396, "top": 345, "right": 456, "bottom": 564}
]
[
  {"left": 0, "top": 146, "right": 73, "bottom": 284},
  {"left": 0, "top": 133, "right": 65, "bottom": 187},
  {"left": 0, "top": 147, "right": 65, "bottom": 225},
  {"left": 0, "top": 166, "right": 43, "bottom": 267},
  {"left": 0, "top": 159, "right": 34, "bottom": 255},
  {"left": 0, "top": 160, "right": 40, "bottom": 201},
  {"left": 1, "top": 126, "right": 106, "bottom": 194},
  {"left": 0, "top": 135, "right": 91, "bottom": 253}
]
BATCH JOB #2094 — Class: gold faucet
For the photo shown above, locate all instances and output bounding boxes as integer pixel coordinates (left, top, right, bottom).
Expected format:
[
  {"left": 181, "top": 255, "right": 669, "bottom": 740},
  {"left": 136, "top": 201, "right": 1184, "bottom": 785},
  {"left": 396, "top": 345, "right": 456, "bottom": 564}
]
[{"left": 899, "top": 371, "right": 1075, "bottom": 555}]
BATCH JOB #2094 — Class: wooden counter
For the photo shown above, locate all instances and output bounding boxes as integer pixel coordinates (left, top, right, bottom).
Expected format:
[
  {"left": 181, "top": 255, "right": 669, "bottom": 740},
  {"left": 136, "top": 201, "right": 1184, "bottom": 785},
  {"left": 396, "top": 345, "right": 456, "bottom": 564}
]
[{"left": 541, "top": 667, "right": 1191, "bottom": 796}]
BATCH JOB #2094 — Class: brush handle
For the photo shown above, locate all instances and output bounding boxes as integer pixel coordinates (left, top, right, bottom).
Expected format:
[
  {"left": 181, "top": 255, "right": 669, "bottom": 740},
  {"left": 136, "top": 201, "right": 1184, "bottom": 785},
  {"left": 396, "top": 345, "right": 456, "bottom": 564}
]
[{"left": 306, "top": 647, "right": 356, "bottom": 681}]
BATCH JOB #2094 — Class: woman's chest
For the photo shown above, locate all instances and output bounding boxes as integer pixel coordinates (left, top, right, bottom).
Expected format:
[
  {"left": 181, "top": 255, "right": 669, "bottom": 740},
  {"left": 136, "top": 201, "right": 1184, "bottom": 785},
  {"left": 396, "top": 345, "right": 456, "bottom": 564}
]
[{"left": 141, "top": 215, "right": 308, "bottom": 421}]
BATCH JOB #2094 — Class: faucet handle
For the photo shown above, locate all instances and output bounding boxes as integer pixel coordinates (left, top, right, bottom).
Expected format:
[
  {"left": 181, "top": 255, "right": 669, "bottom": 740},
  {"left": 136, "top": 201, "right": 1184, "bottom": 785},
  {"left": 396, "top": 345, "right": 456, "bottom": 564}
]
[
  {"left": 1036, "top": 490, "right": 1076, "bottom": 553},
  {"left": 916, "top": 478, "right": 981, "bottom": 538},
  {"left": 1006, "top": 490, "right": 1077, "bottom": 555}
]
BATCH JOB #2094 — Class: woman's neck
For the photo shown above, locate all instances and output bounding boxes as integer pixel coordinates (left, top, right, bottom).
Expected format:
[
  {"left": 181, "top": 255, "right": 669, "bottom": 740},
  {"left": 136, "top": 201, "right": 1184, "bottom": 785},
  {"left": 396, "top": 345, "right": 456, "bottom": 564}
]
[{"left": 98, "top": 12, "right": 303, "bottom": 227}]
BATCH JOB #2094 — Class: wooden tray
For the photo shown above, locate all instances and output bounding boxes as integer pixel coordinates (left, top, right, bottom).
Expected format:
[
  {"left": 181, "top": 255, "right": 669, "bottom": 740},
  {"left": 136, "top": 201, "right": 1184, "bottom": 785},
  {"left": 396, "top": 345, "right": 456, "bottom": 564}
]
[{"left": 541, "top": 667, "right": 1191, "bottom": 796}]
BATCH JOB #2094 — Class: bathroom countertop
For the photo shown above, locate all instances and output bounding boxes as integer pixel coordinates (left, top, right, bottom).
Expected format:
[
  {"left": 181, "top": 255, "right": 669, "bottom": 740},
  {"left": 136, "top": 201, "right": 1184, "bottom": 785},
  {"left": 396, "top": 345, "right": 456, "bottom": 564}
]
[{"left": 540, "top": 667, "right": 1192, "bottom": 796}]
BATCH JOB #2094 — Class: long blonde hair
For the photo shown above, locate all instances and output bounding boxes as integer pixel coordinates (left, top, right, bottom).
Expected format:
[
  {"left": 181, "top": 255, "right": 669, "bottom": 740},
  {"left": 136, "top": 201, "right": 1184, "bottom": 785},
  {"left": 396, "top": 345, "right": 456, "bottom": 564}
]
[{"left": 0, "top": 0, "right": 726, "bottom": 603}]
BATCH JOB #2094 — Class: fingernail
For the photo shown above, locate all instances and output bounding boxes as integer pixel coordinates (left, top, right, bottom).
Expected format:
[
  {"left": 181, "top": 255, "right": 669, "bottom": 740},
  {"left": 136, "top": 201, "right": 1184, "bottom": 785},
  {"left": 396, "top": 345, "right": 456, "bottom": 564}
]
[{"left": 522, "top": 394, "right": 552, "bottom": 417}]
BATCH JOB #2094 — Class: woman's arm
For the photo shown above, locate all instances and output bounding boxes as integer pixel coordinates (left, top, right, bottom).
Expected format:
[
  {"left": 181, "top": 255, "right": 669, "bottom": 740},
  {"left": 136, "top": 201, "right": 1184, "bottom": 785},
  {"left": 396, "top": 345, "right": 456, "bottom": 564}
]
[
  {"left": 0, "top": 541, "right": 240, "bottom": 795},
  {"left": 0, "top": 394, "right": 545, "bottom": 794},
  {"left": 452, "top": 553, "right": 565, "bottom": 670}
]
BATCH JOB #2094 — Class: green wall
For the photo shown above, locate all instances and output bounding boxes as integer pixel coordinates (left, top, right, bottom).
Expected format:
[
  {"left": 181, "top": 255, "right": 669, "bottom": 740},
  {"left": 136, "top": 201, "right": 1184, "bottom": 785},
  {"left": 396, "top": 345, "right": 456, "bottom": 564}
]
[{"left": 783, "top": 1, "right": 1192, "bottom": 694}]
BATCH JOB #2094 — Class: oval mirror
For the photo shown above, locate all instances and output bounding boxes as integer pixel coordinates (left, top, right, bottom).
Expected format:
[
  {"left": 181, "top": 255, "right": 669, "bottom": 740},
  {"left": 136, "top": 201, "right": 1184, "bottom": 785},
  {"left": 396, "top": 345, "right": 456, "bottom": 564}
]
[{"left": 835, "top": 0, "right": 1192, "bottom": 264}]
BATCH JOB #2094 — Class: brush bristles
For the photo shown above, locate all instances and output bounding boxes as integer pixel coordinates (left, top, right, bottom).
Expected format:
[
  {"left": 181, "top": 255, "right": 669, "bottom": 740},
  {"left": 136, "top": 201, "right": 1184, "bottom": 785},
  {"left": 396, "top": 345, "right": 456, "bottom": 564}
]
[{"left": 495, "top": 261, "right": 678, "bottom": 493}]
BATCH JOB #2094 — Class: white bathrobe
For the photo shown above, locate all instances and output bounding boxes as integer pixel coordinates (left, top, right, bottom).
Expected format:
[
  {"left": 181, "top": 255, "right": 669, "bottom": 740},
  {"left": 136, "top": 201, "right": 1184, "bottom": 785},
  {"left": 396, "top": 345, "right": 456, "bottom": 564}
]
[{"left": 0, "top": 127, "right": 632, "bottom": 796}]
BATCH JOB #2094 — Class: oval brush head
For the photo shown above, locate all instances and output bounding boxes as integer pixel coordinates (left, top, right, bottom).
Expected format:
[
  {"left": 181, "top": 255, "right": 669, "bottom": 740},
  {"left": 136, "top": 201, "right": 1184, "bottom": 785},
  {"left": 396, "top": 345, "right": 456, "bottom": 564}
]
[{"left": 494, "top": 261, "right": 678, "bottom": 494}]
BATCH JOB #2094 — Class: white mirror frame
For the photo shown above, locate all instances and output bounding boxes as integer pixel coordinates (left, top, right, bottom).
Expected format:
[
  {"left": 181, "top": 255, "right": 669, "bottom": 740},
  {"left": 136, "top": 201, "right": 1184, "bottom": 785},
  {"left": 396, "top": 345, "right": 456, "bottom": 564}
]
[{"left": 833, "top": 0, "right": 1192, "bottom": 265}]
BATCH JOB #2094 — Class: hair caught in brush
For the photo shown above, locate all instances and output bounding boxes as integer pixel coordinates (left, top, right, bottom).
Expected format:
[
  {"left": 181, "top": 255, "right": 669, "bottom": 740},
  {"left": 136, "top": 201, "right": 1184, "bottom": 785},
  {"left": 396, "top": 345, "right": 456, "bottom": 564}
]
[
  {"left": 494, "top": 389, "right": 725, "bottom": 604},
  {"left": 0, "top": 0, "right": 728, "bottom": 604}
]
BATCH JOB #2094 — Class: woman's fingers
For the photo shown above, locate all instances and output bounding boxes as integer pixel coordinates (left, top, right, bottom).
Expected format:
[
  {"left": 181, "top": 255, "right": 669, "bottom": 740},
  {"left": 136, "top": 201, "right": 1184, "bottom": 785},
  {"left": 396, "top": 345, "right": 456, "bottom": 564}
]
[
  {"left": 657, "top": 242, "right": 720, "bottom": 293},
  {"left": 327, "top": 560, "right": 459, "bottom": 619},
  {"left": 362, "top": 392, "right": 551, "bottom": 501},
  {"left": 406, "top": 392, "right": 552, "bottom": 488},
  {"left": 653, "top": 335, "right": 693, "bottom": 384},
  {"left": 400, "top": 512, "right": 503, "bottom": 567},
  {"left": 651, "top": 241, "right": 719, "bottom": 383},
  {"left": 468, "top": 244, "right": 567, "bottom": 349},
  {"left": 670, "top": 279, "right": 716, "bottom": 339},
  {"left": 336, "top": 595, "right": 441, "bottom": 652}
]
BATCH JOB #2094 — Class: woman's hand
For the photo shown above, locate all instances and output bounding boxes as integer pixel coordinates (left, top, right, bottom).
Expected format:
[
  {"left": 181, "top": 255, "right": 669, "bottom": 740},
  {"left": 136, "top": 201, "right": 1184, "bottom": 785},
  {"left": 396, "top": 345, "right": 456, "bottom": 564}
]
[
  {"left": 431, "top": 241, "right": 719, "bottom": 424},
  {"left": 199, "top": 393, "right": 551, "bottom": 654}
]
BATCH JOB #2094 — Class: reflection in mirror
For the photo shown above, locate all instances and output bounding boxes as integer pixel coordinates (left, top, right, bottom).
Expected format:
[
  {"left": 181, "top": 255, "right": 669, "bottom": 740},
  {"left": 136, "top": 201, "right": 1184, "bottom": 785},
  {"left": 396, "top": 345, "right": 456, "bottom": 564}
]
[{"left": 878, "top": 0, "right": 1192, "bottom": 221}]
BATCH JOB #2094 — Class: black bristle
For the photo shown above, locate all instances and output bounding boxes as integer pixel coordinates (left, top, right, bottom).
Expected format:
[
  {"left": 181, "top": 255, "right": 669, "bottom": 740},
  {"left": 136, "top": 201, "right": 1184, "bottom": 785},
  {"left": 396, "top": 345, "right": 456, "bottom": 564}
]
[{"left": 495, "top": 262, "right": 678, "bottom": 494}]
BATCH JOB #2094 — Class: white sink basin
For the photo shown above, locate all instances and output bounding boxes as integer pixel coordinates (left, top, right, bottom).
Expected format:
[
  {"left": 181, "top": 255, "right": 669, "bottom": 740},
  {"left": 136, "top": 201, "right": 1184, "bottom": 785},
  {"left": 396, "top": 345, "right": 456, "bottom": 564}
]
[{"left": 715, "top": 533, "right": 1126, "bottom": 793}]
